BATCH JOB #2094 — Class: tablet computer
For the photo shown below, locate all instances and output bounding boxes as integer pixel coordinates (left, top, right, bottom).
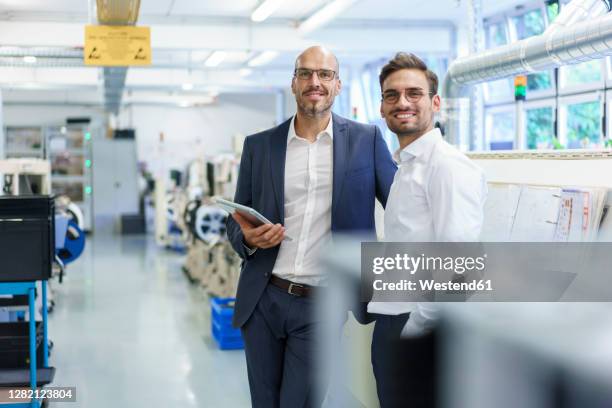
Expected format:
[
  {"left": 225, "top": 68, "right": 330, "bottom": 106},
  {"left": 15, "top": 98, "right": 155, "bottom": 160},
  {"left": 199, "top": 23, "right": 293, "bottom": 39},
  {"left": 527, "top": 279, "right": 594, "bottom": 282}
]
[{"left": 212, "top": 197, "right": 293, "bottom": 241}]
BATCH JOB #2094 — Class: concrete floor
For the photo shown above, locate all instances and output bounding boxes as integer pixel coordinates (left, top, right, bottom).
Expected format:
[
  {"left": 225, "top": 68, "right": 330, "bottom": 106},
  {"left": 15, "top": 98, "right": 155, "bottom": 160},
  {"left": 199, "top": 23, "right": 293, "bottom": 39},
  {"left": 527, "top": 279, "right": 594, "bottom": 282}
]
[{"left": 47, "top": 232, "right": 251, "bottom": 407}]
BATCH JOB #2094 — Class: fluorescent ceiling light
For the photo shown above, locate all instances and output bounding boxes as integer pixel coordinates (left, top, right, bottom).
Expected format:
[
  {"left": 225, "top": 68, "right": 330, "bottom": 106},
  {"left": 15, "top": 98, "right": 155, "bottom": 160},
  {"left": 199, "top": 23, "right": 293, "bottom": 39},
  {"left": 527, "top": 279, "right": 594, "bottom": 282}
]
[
  {"left": 247, "top": 51, "right": 279, "bottom": 67},
  {"left": 251, "top": 0, "right": 285, "bottom": 22},
  {"left": 205, "top": 51, "right": 227, "bottom": 67},
  {"left": 182, "top": 83, "right": 194, "bottom": 91},
  {"left": 179, "top": 101, "right": 191, "bottom": 108},
  {"left": 23, "top": 55, "right": 37, "bottom": 64},
  {"left": 191, "top": 50, "right": 210, "bottom": 62},
  {"left": 298, "top": 0, "right": 358, "bottom": 35}
]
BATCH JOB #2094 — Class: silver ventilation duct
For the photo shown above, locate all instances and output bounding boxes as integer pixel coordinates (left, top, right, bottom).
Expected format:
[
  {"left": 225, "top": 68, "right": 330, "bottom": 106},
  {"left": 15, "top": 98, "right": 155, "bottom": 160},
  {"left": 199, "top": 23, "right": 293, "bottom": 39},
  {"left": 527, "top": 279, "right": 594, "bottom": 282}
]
[
  {"left": 441, "top": 0, "right": 612, "bottom": 145},
  {"left": 96, "top": 0, "right": 141, "bottom": 114}
]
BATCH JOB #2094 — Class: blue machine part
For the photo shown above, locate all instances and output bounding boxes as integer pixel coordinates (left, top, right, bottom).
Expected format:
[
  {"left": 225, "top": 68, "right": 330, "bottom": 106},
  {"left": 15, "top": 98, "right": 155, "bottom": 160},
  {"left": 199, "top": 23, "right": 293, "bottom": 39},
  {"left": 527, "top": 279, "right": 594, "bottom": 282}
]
[{"left": 56, "top": 220, "right": 85, "bottom": 264}]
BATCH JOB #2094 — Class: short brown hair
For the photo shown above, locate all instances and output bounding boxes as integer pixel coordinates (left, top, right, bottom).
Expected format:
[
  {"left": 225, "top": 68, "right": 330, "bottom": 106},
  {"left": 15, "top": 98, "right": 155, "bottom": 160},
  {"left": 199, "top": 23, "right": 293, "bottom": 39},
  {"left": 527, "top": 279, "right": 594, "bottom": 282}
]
[{"left": 379, "top": 52, "right": 438, "bottom": 95}]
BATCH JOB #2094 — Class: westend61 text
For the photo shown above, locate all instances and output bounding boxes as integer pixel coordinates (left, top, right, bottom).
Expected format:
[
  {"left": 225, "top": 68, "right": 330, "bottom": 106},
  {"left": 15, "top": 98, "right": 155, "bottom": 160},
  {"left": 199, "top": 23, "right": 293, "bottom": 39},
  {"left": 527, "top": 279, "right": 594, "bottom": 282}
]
[{"left": 373, "top": 279, "right": 493, "bottom": 292}]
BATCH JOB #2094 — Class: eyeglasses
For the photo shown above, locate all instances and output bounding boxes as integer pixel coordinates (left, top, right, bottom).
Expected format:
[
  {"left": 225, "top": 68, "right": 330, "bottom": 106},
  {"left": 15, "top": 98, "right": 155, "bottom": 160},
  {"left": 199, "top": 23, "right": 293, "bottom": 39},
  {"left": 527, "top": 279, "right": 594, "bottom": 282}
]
[
  {"left": 381, "top": 89, "right": 434, "bottom": 104},
  {"left": 294, "top": 68, "right": 337, "bottom": 82}
]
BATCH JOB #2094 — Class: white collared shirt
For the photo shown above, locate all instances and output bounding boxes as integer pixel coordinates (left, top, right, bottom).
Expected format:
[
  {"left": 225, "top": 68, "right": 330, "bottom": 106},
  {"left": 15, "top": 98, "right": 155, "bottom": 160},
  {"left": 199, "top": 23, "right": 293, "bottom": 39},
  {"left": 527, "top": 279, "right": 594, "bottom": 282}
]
[
  {"left": 271, "top": 115, "right": 334, "bottom": 286},
  {"left": 368, "top": 127, "right": 487, "bottom": 316}
]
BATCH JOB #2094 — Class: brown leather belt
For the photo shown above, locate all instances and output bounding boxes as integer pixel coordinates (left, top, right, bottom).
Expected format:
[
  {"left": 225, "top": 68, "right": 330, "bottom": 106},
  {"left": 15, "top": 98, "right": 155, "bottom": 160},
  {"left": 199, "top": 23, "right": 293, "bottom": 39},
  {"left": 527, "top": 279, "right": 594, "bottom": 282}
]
[{"left": 269, "top": 275, "right": 317, "bottom": 297}]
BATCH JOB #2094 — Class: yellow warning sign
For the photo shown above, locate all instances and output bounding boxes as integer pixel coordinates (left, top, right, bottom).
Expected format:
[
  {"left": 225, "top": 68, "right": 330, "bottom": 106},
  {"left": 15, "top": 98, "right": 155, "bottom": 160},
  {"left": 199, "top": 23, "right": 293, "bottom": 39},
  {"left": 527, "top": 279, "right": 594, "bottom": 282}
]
[{"left": 84, "top": 25, "right": 151, "bottom": 66}]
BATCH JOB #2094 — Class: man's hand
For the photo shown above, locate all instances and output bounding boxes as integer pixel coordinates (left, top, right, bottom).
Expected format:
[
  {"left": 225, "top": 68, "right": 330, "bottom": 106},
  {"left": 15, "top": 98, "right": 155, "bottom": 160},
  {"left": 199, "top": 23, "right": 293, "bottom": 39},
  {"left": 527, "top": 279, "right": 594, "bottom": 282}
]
[{"left": 232, "top": 212, "right": 285, "bottom": 249}]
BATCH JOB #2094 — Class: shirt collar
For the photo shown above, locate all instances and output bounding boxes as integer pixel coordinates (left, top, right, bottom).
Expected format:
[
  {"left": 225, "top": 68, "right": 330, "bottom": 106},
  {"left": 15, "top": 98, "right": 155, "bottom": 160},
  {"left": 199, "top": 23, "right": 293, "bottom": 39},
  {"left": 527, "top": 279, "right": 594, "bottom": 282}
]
[
  {"left": 393, "top": 127, "right": 442, "bottom": 163},
  {"left": 288, "top": 114, "right": 334, "bottom": 144}
]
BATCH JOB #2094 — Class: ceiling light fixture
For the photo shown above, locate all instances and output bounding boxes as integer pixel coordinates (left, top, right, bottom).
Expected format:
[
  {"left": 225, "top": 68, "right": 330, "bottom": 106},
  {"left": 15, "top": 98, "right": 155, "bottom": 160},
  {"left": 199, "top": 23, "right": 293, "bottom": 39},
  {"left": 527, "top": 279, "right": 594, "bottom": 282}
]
[
  {"left": 247, "top": 51, "right": 279, "bottom": 67},
  {"left": 23, "top": 55, "right": 37, "bottom": 64},
  {"left": 182, "top": 83, "right": 194, "bottom": 91},
  {"left": 297, "top": 0, "right": 358, "bottom": 35},
  {"left": 204, "top": 51, "right": 227, "bottom": 67},
  {"left": 240, "top": 68, "right": 253, "bottom": 77},
  {"left": 251, "top": 0, "right": 285, "bottom": 22}
]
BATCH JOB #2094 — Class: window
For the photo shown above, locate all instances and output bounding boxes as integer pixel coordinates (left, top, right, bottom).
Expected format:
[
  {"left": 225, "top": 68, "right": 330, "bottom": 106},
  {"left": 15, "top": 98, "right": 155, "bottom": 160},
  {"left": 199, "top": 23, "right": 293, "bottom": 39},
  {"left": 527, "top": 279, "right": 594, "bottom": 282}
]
[
  {"left": 527, "top": 71, "right": 553, "bottom": 92},
  {"left": 485, "top": 107, "right": 515, "bottom": 150},
  {"left": 559, "top": 95, "right": 603, "bottom": 149},
  {"left": 511, "top": 7, "right": 554, "bottom": 97},
  {"left": 545, "top": 0, "right": 560, "bottom": 24},
  {"left": 486, "top": 21, "right": 508, "bottom": 48},
  {"left": 512, "top": 9, "right": 546, "bottom": 40},
  {"left": 559, "top": 60, "right": 604, "bottom": 92},
  {"left": 484, "top": 78, "right": 514, "bottom": 103},
  {"left": 525, "top": 104, "right": 555, "bottom": 149}
]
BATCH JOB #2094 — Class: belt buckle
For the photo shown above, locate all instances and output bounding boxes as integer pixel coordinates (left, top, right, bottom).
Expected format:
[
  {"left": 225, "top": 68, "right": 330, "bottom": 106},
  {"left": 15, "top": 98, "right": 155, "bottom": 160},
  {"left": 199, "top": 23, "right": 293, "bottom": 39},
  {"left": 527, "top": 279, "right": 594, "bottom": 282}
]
[{"left": 287, "top": 282, "right": 304, "bottom": 296}]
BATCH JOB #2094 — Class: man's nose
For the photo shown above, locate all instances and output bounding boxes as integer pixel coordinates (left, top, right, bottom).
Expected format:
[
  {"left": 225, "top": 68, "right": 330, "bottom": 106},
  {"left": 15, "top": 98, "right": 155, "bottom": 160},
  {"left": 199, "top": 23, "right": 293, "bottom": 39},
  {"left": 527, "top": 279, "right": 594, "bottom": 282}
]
[
  {"left": 396, "top": 92, "right": 411, "bottom": 107},
  {"left": 308, "top": 72, "right": 322, "bottom": 86}
]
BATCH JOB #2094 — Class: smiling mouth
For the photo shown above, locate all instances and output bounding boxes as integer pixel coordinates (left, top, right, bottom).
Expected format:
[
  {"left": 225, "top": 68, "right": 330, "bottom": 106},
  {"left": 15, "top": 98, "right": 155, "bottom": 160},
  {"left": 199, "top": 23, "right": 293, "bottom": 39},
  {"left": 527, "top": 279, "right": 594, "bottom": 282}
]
[{"left": 394, "top": 113, "right": 416, "bottom": 119}]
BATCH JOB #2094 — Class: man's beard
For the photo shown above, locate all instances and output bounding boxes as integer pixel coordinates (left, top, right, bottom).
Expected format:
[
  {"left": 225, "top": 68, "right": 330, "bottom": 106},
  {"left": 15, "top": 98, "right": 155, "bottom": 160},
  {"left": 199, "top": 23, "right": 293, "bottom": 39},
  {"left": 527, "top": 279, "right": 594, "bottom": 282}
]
[
  {"left": 297, "top": 96, "right": 334, "bottom": 118},
  {"left": 390, "top": 116, "right": 432, "bottom": 139}
]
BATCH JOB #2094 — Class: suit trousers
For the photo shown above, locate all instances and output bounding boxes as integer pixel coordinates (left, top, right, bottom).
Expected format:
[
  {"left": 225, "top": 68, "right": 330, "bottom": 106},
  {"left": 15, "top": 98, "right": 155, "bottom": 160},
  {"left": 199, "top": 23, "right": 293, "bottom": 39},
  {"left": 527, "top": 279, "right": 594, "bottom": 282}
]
[
  {"left": 241, "top": 282, "right": 323, "bottom": 408},
  {"left": 371, "top": 313, "right": 437, "bottom": 408}
]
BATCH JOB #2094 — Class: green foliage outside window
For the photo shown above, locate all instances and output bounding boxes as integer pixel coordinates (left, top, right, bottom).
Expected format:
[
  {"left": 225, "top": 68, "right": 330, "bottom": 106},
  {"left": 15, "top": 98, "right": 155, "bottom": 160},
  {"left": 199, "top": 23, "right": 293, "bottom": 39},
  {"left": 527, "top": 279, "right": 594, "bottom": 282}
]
[
  {"left": 563, "top": 61, "right": 602, "bottom": 88},
  {"left": 527, "top": 72, "right": 552, "bottom": 91},
  {"left": 566, "top": 101, "right": 601, "bottom": 148},
  {"left": 526, "top": 107, "right": 554, "bottom": 149},
  {"left": 546, "top": 1, "right": 560, "bottom": 23},
  {"left": 513, "top": 10, "right": 546, "bottom": 40}
]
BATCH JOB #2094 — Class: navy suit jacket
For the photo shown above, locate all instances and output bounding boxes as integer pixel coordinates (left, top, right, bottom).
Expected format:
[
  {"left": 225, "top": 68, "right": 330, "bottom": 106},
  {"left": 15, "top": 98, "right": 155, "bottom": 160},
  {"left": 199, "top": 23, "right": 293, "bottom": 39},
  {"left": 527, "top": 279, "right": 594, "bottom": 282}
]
[{"left": 227, "top": 113, "right": 397, "bottom": 328}]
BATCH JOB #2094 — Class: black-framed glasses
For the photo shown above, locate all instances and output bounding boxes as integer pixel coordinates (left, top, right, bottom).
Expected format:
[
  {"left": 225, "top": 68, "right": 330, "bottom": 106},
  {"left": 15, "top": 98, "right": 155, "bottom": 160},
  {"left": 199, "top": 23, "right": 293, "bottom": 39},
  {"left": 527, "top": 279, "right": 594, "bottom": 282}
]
[
  {"left": 294, "top": 68, "right": 337, "bottom": 81},
  {"left": 382, "top": 88, "right": 434, "bottom": 104}
]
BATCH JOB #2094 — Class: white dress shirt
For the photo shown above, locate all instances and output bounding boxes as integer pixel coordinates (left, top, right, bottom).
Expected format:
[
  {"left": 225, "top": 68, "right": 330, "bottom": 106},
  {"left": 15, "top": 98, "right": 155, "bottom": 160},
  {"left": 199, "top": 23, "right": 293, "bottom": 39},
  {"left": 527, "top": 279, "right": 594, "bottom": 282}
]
[
  {"left": 368, "top": 128, "right": 487, "bottom": 327},
  {"left": 270, "top": 115, "right": 333, "bottom": 286}
]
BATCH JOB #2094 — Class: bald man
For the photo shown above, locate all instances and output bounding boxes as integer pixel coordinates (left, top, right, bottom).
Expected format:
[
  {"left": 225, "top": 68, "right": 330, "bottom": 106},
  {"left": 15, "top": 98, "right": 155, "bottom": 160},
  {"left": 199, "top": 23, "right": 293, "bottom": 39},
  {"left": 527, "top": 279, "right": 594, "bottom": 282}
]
[{"left": 227, "top": 46, "right": 397, "bottom": 407}]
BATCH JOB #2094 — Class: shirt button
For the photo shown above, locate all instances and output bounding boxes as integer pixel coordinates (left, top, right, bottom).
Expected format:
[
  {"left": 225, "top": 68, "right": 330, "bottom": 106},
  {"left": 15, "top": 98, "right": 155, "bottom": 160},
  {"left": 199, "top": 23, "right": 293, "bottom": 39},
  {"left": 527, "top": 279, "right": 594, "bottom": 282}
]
[{"left": 264, "top": 272, "right": 269, "bottom": 277}]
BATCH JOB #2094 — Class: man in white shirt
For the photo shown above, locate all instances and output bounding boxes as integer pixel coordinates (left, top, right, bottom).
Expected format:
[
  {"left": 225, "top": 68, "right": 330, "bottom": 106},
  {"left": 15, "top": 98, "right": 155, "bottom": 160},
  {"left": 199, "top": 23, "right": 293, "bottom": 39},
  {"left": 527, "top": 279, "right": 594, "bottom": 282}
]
[
  {"left": 368, "top": 53, "right": 487, "bottom": 407},
  {"left": 227, "top": 46, "right": 397, "bottom": 408}
]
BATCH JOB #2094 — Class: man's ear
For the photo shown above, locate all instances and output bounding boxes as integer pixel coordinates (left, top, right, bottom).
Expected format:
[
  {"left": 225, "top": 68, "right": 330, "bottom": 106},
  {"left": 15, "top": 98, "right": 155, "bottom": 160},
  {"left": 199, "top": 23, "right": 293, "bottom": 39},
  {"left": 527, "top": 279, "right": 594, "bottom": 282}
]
[{"left": 432, "top": 94, "right": 441, "bottom": 113}]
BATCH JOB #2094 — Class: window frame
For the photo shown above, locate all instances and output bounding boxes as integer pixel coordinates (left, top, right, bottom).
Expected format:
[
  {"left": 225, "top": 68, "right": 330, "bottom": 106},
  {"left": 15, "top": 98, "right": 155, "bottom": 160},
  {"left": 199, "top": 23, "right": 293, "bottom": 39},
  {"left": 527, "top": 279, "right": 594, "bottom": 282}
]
[
  {"left": 523, "top": 98, "right": 557, "bottom": 149},
  {"left": 558, "top": 60, "right": 606, "bottom": 95},
  {"left": 484, "top": 103, "right": 517, "bottom": 150},
  {"left": 507, "top": 3, "right": 548, "bottom": 43},
  {"left": 558, "top": 91, "right": 604, "bottom": 148},
  {"left": 525, "top": 69, "right": 556, "bottom": 100}
]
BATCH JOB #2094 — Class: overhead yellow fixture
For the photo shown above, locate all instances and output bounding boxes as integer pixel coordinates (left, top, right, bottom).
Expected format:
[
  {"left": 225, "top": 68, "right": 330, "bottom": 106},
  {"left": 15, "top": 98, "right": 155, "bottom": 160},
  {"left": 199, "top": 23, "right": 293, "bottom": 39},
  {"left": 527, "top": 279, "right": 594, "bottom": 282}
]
[
  {"left": 251, "top": 0, "right": 286, "bottom": 22},
  {"left": 96, "top": 0, "right": 141, "bottom": 25},
  {"left": 84, "top": 25, "right": 151, "bottom": 66},
  {"left": 205, "top": 51, "right": 227, "bottom": 67},
  {"left": 247, "top": 51, "right": 279, "bottom": 67}
]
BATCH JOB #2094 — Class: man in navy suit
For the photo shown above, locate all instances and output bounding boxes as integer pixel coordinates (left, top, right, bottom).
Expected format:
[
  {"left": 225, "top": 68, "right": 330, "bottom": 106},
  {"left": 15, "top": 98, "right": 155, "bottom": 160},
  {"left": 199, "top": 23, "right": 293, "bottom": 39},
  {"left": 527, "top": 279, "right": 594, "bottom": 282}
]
[{"left": 227, "top": 45, "right": 397, "bottom": 408}]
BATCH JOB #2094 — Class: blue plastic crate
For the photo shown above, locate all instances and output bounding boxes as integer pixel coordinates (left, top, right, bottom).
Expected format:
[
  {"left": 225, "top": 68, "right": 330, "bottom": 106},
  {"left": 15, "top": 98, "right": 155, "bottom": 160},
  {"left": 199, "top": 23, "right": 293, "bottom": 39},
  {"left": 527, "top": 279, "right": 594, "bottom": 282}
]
[{"left": 210, "top": 297, "right": 244, "bottom": 350}]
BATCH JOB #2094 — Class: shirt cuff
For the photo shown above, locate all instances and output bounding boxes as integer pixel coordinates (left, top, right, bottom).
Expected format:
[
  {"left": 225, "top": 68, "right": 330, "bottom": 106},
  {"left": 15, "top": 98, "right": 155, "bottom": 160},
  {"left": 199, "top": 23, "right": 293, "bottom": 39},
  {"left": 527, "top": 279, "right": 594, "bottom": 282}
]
[{"left": 243, "top": 242, "right": 257, "bottom": 256}]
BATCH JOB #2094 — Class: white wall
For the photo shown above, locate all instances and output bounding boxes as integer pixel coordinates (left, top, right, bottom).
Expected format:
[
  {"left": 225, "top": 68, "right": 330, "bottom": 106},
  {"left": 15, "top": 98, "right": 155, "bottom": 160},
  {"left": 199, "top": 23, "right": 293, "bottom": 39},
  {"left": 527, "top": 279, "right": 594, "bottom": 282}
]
[
  {"left": 2, "top": 93, "right": 278, "bottom": 180},
  {"left": 116, "top": 93, "right": 278, "bottom": 178},
  {"left": 3, "top": 105, "right": 105, "bottom": 127}
]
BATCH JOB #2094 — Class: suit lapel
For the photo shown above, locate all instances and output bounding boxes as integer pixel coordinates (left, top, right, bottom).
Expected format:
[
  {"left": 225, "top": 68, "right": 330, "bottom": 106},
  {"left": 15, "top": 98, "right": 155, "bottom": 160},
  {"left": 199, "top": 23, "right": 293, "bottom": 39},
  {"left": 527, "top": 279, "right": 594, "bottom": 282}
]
[
  {"left": 269, "top": 118, "right": 291, "bottom": 223},
  {"left": 332, "top": 113, "right": 349, "bottom": 219}
]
